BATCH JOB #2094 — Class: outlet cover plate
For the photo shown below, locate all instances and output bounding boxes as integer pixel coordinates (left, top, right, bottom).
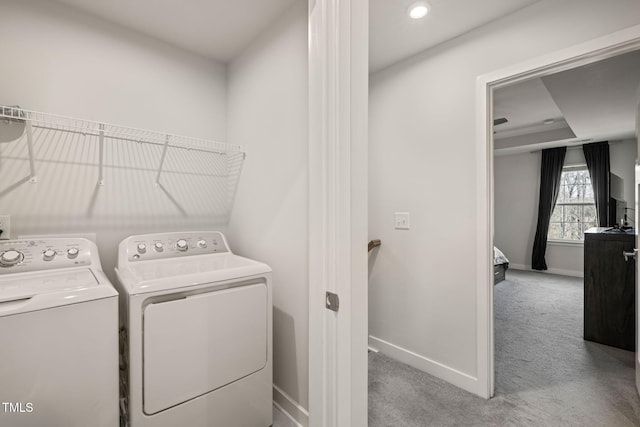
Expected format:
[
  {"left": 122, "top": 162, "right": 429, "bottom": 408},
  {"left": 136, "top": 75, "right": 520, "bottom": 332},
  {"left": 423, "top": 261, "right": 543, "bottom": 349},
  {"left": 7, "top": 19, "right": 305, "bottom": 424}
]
[{"left": 394, "top": 212, "right": 410, "bottom": 230}]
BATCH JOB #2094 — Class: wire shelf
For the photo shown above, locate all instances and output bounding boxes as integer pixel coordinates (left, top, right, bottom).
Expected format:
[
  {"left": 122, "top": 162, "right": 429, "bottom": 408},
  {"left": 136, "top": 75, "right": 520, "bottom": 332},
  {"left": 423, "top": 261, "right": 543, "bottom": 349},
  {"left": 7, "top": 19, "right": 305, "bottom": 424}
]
[
  {"left": 0, "top": 105, "right": 246, "bottom": 186},
  {"left": 0, "top": 105, "right": 244, "bottom": 154},
  {"left": 0, "top": 105, "right": 246, "bottom": 225}
]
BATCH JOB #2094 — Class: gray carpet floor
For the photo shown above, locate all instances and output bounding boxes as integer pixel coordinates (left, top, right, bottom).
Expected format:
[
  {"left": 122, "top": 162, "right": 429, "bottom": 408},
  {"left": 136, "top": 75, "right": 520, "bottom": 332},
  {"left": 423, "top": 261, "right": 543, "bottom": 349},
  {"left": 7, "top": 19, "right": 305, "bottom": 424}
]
[{"left": 368, "top": 269, "right": 640, "bottom": 426}]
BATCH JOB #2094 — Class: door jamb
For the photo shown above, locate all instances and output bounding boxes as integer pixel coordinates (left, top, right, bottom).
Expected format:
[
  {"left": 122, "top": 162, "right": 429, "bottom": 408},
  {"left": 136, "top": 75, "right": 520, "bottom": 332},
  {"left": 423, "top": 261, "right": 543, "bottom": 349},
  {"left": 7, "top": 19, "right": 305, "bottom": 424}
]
[
  {"left": 308, "top": 0, "right": 369, "bottom": 425},
  {"left": 476, "top": 24, "right": 640, "bottom": 399}
]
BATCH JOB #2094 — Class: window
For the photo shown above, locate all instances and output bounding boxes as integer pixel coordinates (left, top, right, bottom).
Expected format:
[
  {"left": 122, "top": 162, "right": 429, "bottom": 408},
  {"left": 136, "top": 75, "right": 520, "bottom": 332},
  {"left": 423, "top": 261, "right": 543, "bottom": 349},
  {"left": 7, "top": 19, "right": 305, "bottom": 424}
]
[{"left": 548, "top": 166, "right": 597, "bottom": 241}]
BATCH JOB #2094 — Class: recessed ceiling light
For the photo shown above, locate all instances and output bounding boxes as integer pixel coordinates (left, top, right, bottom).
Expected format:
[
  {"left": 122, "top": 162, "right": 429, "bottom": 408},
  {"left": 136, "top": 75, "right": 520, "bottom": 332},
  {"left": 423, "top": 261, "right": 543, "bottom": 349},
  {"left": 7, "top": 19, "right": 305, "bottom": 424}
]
[
  {"left": 408, "top": 2, "right": 430, "bottom": 19},
  {"left": 543, "top": 118, "right": 555, "bottom": 125}
]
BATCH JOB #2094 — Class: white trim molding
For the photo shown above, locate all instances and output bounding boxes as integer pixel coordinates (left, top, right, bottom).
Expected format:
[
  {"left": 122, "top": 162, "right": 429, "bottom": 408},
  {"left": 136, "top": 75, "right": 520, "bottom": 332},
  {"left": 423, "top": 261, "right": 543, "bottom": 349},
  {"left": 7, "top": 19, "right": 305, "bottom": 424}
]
[
  {"left": 547, "top": 240, "right": 584, "bottom": 247},
  {"left": 274, "top": 385, "right": 309, "bottom": 427},
  {"left": 308, "top": 0, "right": 368, "bottom": 426},
  {"left": 477, "top": 24, "right": 640, "bottom": 399},
  {"left": 508, "top": 264, "right": 583, "bottom": 278},
  {"left": 369, "top": 336, "right": 479, "bottom": 394}
]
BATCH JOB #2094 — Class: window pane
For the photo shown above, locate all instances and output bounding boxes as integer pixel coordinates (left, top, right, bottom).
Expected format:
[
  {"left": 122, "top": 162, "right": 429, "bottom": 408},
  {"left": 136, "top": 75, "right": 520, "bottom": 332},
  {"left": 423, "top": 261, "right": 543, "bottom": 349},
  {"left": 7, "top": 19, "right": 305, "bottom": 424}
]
[
  {"left": 578, "top": 170, "right": 589, "bottom": 185},
  {"left": 564, "top": 170, "right": 578, "bottom": 184},
  {"left": 584, "top": 184, "right": 594, "bottom": 202},
  {"left": 576, "top": 184, "right": 584, "bottom": 202},
  {"left": 564, "top": 222, "right": 581, "bottom": 240},
  {"left": 548, "top": 223, "right": 563, "bottom": 240},
  {"left": 564, "top": 205, "right": 581, "bottom": 223},
  {"left": 557, "top": 185, "right": 566, "bottom": 203},
  {"left": 548, "top": 167, "right": 596, "bottom": 241},
  {"left": 580, "top": 184, "right": 589, "bottom": 202},
  {"left": 550, "top": 205, "right": 563, "bottom": 222},
  {"left": 584, "top": 205, "right": 596, "bottom": 223},
  {"left": 566, "top": 183, "right": 583, "bottom": 202}
]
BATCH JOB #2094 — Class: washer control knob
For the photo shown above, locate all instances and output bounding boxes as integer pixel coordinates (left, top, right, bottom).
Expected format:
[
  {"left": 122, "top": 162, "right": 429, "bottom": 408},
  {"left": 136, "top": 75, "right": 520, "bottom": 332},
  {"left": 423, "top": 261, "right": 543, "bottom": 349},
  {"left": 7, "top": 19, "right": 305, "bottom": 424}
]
[
  {"left": 67, "top": 248, "right": 79, "bottom": 259},
  {"left": 176, "top": 239, "right": 188, "bottom": 251},
  {"left": 136, "top": 243, "right": 147, "bottom": 254},
  {"left": 0, "top": 250, "right": 24, "bottom": 267},
  {"left": 43, "top": 249, "right": 56, "bottom": 261},
  {"left": 154, "top": 242, "right": 164, "bottom": 252},
  {"left": 197, "top": 239, "right": 207, "bottom": 248}
]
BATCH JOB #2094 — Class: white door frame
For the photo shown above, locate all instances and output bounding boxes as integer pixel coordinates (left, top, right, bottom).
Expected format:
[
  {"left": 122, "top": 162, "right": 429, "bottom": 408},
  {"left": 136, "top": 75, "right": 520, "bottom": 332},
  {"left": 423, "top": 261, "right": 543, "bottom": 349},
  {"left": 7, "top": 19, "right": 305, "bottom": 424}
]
[
  {"left": 476, "top": 24, "right": 640, "bottom": 398},
  {"left": 308, "top": 0, "right": 368, "bottom": 425}
]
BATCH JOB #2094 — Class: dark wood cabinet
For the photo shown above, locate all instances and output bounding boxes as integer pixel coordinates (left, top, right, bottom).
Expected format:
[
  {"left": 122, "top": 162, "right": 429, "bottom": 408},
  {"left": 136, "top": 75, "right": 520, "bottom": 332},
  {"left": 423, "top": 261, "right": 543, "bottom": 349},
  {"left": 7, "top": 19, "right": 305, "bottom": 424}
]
[{"left": 584, "top": 228, "right": 635, "bottom": 351}]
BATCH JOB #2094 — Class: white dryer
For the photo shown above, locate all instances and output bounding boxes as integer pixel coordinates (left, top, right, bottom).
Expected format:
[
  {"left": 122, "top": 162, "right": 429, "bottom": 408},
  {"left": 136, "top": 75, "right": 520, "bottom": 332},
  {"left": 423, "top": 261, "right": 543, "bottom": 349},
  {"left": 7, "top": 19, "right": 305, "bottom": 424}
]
[
  {"left": 114, "top": 231, "right": 272, "bottom": 427},
  {"left": 0, "top": 237, "right": 119, "bottom": 427}
]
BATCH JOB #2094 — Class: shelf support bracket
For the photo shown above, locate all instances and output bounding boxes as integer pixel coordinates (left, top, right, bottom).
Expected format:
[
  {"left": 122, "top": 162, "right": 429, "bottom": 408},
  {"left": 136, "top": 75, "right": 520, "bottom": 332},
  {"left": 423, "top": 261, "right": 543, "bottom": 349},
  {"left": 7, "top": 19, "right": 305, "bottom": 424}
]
[
  {"left": 98, "top": 123, "right": 105, "bottom": 186},
  {"left": 156, "top": 134, "right": 170, "bottom": 184},
  {"left": 25, "top": 117, "right": 37, "bottom": 183}
]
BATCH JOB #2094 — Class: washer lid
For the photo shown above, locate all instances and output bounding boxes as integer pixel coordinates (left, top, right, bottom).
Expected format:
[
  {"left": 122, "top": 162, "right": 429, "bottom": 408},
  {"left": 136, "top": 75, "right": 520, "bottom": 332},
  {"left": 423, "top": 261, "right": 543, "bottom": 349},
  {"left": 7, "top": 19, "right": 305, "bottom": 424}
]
[{"left": 0, "top": 269, "right": 115, "bottom": 315}]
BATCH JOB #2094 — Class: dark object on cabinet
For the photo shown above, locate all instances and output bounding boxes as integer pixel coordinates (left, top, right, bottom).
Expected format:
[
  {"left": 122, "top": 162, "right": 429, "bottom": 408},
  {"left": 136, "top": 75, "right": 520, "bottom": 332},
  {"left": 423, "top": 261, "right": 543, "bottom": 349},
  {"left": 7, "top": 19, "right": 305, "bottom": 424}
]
[{"left": 584, "top": 228, "right": 635, "bottom": 351}]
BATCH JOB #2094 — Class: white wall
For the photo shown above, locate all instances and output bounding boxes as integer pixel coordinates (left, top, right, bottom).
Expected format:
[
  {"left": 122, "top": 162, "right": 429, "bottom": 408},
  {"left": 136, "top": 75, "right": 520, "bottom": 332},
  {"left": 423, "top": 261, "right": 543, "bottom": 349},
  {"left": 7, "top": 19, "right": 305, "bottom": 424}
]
[
  {"left": 226, "top": 2, "right": 309, "bottom": 420},
  {"left": 0, "top": 0, "right": 228, "bottom": 283},
  {"left": 494, "top": 150, "right": 541, "bottom": 272},
  {"left": 494, "top": 139, "right": 637, "bottom": 277},
  {"left": 368, "top": 0, "right": 640, "bottom": 395}
]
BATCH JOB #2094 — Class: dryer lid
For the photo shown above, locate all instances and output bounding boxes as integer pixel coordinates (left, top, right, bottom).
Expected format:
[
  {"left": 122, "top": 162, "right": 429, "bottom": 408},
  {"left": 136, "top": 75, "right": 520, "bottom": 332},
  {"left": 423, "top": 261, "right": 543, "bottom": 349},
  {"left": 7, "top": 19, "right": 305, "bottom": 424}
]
[{"left": 117, "top": 254, "right": 271, "bottom": 295}]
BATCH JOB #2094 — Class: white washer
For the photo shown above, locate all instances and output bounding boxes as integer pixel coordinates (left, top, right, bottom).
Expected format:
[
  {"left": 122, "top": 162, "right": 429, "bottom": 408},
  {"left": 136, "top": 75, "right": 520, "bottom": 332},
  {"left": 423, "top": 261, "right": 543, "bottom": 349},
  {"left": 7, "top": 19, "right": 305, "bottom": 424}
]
[
  {"left": 0, "top": 237, "right": 119, "bottom": 427},
  {"left": 114, "top": 231, "right": 272, "bottom": 427}
]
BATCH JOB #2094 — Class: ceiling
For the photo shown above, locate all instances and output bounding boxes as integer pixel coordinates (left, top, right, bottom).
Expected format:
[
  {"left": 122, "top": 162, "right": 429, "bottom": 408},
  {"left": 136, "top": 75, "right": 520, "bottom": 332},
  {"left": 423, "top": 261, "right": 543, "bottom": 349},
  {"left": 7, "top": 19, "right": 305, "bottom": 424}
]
[
  {"left": 50, "top": 0, "right": 639, "bottom": 150},
  {"left": 53, "top": 0, "right": 298, "bottom": 62},
  {"left": 369, "top": 0, "right": 541, "bottom": 72},
  {"left": 52, "top": 0, "right": 541, "bottom": 70},
  {"left": 493, "top": 49, "right": 640, "bottom": 155}
]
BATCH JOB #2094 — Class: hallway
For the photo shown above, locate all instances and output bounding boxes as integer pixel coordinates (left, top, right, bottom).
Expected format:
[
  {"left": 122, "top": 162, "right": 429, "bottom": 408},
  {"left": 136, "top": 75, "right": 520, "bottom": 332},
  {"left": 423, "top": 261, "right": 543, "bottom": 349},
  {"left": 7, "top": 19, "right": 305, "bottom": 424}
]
[{"left": 368, "top": 270, "right": 640, "bottom": 426}]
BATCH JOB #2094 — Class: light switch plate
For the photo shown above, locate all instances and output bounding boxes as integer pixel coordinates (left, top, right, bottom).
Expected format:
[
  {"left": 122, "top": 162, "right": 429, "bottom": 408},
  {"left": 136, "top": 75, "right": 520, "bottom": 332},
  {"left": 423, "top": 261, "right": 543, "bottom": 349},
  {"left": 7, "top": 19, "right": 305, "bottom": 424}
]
[
  {"left": 0, "top": 215, "right": 10, "bottom": 239},
  {"left": 394, "top": 212, "right": 410, "bottom": 230}
]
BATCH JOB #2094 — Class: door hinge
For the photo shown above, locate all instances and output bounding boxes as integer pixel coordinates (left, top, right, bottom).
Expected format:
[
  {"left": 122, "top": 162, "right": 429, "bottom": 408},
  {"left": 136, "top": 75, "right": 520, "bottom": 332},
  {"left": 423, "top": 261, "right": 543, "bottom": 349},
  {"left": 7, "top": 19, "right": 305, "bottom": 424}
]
[{"left": 326, "top": 291, "right": 339, "bottom": 312}]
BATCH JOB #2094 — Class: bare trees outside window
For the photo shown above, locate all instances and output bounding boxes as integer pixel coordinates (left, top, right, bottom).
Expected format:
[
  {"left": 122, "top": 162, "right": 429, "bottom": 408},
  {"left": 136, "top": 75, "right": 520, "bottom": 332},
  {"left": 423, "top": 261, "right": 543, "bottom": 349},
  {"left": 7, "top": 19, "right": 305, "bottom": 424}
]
[{"left": 548, "top": 166, "right": 597, "bottom": 241}]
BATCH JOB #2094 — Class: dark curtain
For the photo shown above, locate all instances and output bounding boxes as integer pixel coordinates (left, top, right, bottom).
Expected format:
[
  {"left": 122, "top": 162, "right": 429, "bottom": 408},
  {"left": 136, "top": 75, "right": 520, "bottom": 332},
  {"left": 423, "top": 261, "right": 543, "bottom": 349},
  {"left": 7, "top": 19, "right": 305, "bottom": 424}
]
[
  {"left": 583, "top": 141, "right": 610, "bottom": 227},
  {"left": 532, "top": 147, "right": 567, "bottom": 271}
]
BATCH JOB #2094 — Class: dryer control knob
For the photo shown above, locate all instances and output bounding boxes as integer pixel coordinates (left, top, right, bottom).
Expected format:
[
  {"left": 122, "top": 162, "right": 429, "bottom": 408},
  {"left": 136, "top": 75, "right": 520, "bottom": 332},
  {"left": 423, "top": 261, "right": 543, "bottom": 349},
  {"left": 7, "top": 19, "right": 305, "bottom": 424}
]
[
  {"left": 0, "top": 250, "right": 24, "bottom": 267},
  {"left": 67, "top": 248, "right": 79, "bottom": 259},
  {"left": 43, "top": 249, "right": 56, "bottom": 261},
  {"left": 176, "top": 239, "right": 188, "bottom": 251},
  {"left": 137, "top": 243, "right": 147, "bottom": 254},
  {"left": 154, "top": 242, "right": 164, "bottom": 252},
  {"left": 197, "top": 239, "right": 207, "bottom": 248}
]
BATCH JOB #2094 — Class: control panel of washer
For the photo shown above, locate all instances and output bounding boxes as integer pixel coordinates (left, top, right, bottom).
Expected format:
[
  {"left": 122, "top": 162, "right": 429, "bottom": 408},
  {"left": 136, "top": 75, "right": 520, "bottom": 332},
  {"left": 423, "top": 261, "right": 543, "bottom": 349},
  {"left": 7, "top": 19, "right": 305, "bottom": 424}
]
[
  {"left": 122, "top": 231, "right": 229, "bottom": 262},
  {"left": 0, "top": 238, "right": 93, "bottom": 273}
]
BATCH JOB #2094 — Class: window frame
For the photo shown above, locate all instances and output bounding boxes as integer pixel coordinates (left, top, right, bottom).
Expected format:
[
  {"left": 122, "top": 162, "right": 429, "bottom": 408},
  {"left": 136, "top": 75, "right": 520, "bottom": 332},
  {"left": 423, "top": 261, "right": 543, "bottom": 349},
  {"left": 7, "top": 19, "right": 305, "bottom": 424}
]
[{"left": 547, "top": 164, "right": 597, "bottom": 243}]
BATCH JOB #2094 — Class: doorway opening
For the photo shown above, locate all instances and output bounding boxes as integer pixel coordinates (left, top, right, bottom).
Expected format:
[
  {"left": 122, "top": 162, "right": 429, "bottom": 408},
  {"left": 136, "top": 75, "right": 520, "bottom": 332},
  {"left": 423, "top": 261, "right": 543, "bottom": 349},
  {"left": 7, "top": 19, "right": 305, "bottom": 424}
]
[{"left": 477, "top": 26, "right": 640, "bottom": 399}]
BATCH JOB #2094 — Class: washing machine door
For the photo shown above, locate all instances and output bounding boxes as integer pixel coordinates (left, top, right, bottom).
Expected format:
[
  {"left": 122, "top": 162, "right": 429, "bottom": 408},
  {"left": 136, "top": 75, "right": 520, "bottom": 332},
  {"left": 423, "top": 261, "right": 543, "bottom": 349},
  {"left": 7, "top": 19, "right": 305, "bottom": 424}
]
[{"left": 142, "top": 281, "right": 268, "bottom": 414}]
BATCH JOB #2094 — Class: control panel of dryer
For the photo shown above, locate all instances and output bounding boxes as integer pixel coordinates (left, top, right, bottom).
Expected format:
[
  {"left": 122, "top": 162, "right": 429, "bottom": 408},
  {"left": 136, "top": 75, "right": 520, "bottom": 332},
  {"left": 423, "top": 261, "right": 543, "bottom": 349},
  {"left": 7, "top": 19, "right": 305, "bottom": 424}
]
[
  {"left": 0, "top": 238, "right": 94, "bottom": 273},
  {"left": 121, "top": 231, "right": 229, "bottom": 262}
]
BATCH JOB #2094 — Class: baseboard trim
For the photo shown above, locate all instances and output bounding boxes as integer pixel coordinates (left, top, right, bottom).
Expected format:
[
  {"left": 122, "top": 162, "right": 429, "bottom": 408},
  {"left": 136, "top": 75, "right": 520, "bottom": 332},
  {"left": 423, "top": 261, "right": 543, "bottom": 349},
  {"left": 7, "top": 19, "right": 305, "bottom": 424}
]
[
  {"left": 368, "top": 335, "right": 480, "bottom": 396},
  {"left": 273, "top": 384, "right": 309, "bottom": 427},
  {"left": 509, "top": 264, "right": 583, "bottom": 278}
]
